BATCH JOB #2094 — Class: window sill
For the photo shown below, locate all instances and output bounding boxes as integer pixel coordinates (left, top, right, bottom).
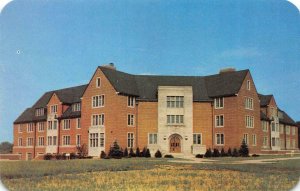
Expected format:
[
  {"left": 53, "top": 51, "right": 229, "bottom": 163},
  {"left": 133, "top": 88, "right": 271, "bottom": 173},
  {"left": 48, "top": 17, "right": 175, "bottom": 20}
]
[{"left": 166, "top": 124, "right": 185, "bottom": 127}]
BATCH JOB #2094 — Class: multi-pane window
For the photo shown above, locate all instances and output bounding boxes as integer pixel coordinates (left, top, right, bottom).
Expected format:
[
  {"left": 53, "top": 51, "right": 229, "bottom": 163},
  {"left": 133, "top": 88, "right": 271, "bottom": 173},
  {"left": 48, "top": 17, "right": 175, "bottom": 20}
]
[
  {"left": 27, "top": 123, "right": 34, "bottom": 132},
  {"left": 292, "top": 127, "right": 295, "bottom": 135},
  {"left": 92, "top": 95, "right": 104, "bottom": 108},
  {"left": 271, "top": 122, "right": 276, "bottom": 132},
  {"left": 38, "top": 137, "right": 44, "bottom": 146},
  {"left": 53, "top": 136, "right": 57, "bottom": 145},
  {"left": 35, "top": 108, "right": 44, "bottom": 116},
  {"left": 50, "top": 105, "right": 58, "bottom": 114},
  {"left": 96, "top": 77, "right": 101, "bottom": 88},
  {"left": 245, "top": 98, "right": 253, "bottom": 110},
  {"left": 216, "top": 133, "right": 224, "bottom": 145},
  {"left": 127, "top": 133, "right": 134, "bottom": 148},
  {"left": 72, "top": 103, "right": 81, "bottom": 111},
  {"left": 128, "top": 114, "right": 135, "bottom": 126},
  {"left": 280, "top": 124, "right": 284, "bottom": 134},
  {"left": 292, "top": 139, "right": 296, "bottom": 148},
  {"left": 286, "top": 139, "right": 290, "bottom": 149},
  {"left": 63, "top": 136, "right": 71, "bottom": 145},
  {"left": 48, "top": 136, "right": 57, "bottom": 146},
  {"left": 76, "top": 135, "right": 81, "bottom": 146},
  {"left": 214, "top": 97, "right": 224, "bottom": 109},
  {"left": 53, "top": 121, "right": 57, "bottom": 130},
  {"left": 243, "top": 134, "right": 249, "bottom": 145},
  {"left": 18, "top": 124, "right": 22, "bottom": 133},
  {"left": 286, "top": 126, "right": 290, "bottom": 134},
  {"left": 272, "top": 137, "right": 276, "bottom": 147},
  {"left": 27, "top": 138, "right": 34, "bottom": 146},
  {"left": 252, "top": 134, "right": 257, "bottom": 146},
  {"left": 247, "top": 80, "right": 251, "bottom": 90},
  {"left": 48, "top": 121, "right": 57, "bottom": 130},
  {"left": 18, "top": 138, "right": 22, "bottom": 146},
  {"left": 128, "top": 96, "right": 135, "bottom": 107},
  {"left": 167, "top": 96, "right": 184, "bottom": 108},
  {"left": 215, "top": 115, "right": 224, "bottom": 127},
  {"left": 38, "top": 122, "right": 45, "bottom": 132},
  {"left": 90, "top": 133, "right": 98, "bottom": 147},
  {"left": 193, "top": 134, "right": 202, "bottom": 145},
  {"left": 47, "top": 136, "right": 52, "bottom": 146},
  {"left": 280, "top": 139, "right": 285, "bottom": 148},
  {"left": 100, "top": 133, "right": 105, "bottom": 147},
  {"left": 92, "top": 114, "right": 104, "bottom": 126},
  {"left": 263, "top": 136, "right": 268, "bottom": 147},
  {"left": 262, "top": 121, "right": 268, "bottom": 132},
  {"left": 167, "top": 115, "right": 184, "bottom": 125},
  {"left": 148, "top": 133, "right": 157, "bottom": 144},
  {"left": 245, "top": 116, "right": 254, "bottom": 128},
  {"left": 63, "top": 119, "right": 71, "bottom": 130},
  {"left": 77, "top": 118, "right": 81, "bottom": 129}
]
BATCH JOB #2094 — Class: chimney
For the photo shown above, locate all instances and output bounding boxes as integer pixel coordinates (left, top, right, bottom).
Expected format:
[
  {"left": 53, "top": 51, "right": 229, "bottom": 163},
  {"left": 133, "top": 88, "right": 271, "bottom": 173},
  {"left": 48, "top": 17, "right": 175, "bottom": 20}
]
[
  {"left": 102, "top": 63, "right": 116, "bottom": 70},
  {"left": 219, "top": 67, "right": 236, "bottom": 74}
]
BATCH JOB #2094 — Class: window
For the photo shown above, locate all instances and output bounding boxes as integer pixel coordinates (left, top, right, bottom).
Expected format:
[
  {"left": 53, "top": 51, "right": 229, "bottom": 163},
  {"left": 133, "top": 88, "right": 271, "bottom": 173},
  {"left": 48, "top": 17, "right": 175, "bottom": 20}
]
[
  {"left": 92, "top": 95, "right": 104, "bottom": 108},
  {"left": 214, "top": 97, "right": 224, "bottom": 109},
  {"left": 245, "top": 98, "right": 253, "bottom": 110},
  {"left": 127, "top": 133, "right": 134, "bottom": 148},
  {"left": 286, "top": 139, "right": 290, "bottom": 149},
  {"left": 245, "top": 116, "right": 254, "bottom": 128},
  {"left": 18, "top": 138, "right": 22, "bottom": 146},
  {"left": 286, "top": 126, "right": 290, "bottom": 134},
  {"left": 48, "top": 121, "right": 52, "bottom": 130},
  {"left": 215, "top": 115, "right": 224, "bottom": 127},
  {"left": 128, "top": 114, "right": 135, "bottom": 126},
  {"left": 76, "top": 118, "right": 81, "bottom": 129},
  {"left": 72, "top": 103, "right": 81, "bottom": 111},
  {"left": 243, "top": 134, "right": 249, "bottom": 145},
  {"left": 90, "top": 133, "right": 98, "bottom": 147},
  {"left": 275, "top": 123, "right": 279, "bottom": 132},
  {"left": 167, "top": 115, "right": 184, "bottom": 125},
  {"left": 92, "top": 114, "right": 104, "bottom": 126},
  {"left": 47, "top": 136, "right": 52, "bottom": 146},
  {"left": 280, "top": 124, "right": 284, "bottom": 134},
  {"left": 63, "top": 136, "right": 71, "bottom": 145},
  {"left": 262, "top": 121, "right": 268, "bottom": 132},
  {"left": 96, "top": 77, "right": 101, "bottom": 88},
  {"left": 272, "top": 137, "right": 276, "bottom": 147},
  {"left": 27, "top": 123, "right": 34, "bottom": 132},
  {"left": 252, "top": 134, "right": 257, "bottom": 146},
  {"left": 167, "top": 96, "right": 184, "bottom": 108},
  {"left": 292, "top": 139, "right": 296, "bottom": 148},
  {"left": 128, "top": 96, "right": 135, "bottom": 107},
  {"left": 63, "top": 119, "right": 71, "bottom": 130},
  {"left": 148, "top": 133, "right": 157, "bottom": 144},
  {"left": 292, "top": 127, "right": 295, "bottom": 135},
  {"left": 193, "top": 134, "right": 202, "bottom": 145},
  {"left": 18, "top": 124, "right": 22, "bottom": 133},
  {"left": 53, "top": 136, "right": 57, "bottom": 145},
  {"left": 38, "top": 137, "right": 44, "bottom": 146},
  {"left": 247, "top": 80, "right": 251, "bottom": 90},
  {"left": 48, "top": 121, "right": 57, "bottom": 130},
  {"left": 100, "top": 133, "right": 105, "bottom": 147},
  {"left": 271, "top": 122, "right": 276, "bottom": 132},
  {"left": 53, "top": 121, "right": 57, "bottom": 130},
  {"left": 216, "top": 134, "right": 224, "bottom": 145},
  {"left": 263, "top": 136, "right": 268, "bottom": 147},
  {"left": 38, "top": 122, "right": 45, "bottom": 132},
  {"left": 27, "top": 137, "right": 34, "bottom": 146},
  {"left": 50, "top": 105, "right": 58, "bottom": 114},
  {"left": 76, "top": 135, "right": 81, "bottom": 146},
  {"left": 35, "top": 108, "right": 44, "bottom": 116},
  {"left": 280, "top": 139, "right": 285, "bottom": 148}
]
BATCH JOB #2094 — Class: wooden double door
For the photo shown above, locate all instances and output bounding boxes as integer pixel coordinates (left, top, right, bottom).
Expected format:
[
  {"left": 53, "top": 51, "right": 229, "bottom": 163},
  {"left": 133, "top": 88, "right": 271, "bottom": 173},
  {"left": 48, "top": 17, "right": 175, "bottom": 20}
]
[{"left": 170, "top": 135, "right": 181, "bottom": 153}]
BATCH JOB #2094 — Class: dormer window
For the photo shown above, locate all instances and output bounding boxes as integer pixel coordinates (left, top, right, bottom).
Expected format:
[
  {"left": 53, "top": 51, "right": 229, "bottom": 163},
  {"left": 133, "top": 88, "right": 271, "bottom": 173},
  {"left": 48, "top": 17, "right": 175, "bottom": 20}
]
[
  {"left": 50, "top": 105, "right": 58, "bottom": 114},
  {"left": 96, "top": 77, "right": 101, "bottom": 88},
  {"left": 214, "top": 97, "right": 224, "bottom": 109},
  {"left": 247, "top": 80, "right": 251, "bottom": 90},
  {"left": 128, "top": 96, "right": 135, "bottom": 107},
  {"left": 72, "top": 103, "right": 81, "bottom": 112},
  {"left": 35, "top": 108, "right": 44, "bottom": 116}
]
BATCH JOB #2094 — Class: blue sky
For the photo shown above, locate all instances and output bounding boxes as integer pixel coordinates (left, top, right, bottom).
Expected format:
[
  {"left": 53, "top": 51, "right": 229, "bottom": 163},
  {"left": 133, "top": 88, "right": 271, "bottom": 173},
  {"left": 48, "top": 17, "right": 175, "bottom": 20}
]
[{"left": 1, "top": 0, "right": 299, "bottom": 143}]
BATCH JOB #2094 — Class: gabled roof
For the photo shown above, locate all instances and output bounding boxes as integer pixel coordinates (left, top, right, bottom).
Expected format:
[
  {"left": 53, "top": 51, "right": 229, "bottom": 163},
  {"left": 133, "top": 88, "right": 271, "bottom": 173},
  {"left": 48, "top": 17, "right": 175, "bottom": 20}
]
[
  {"left": 279, "top": 110, "right": 296, "bottom": 126},
  {"left": 260, "top": 111, "right": 270, "bottom": 121},
  {"left": 100, "top": 66, "right": 249, "bottom": 101},
  {"left": 258, "top": 94, "right": 273, "bottom": 107},
  {"left": 14, "top": 84, "right": 87, "bottom": 124},
  {"left": 59, "top": 106, "right": 81, "bottom": 119}
]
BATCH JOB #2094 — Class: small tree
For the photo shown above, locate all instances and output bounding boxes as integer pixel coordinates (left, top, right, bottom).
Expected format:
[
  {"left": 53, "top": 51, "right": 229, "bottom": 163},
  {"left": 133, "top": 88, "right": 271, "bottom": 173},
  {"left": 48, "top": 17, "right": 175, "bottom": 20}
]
[
  {"left": 100, "top": 151, "right": 106, "bottom": 159},
  {"left": 155, "top": 150, "right": 162, "bottom": 158},
  {"left": 141, "top": 147, "right": 147, "bottom": 157},
  {"left": 204, "top": 148, "right": 212, "bottom": 158},
  {"left": 110, "top": 140, "right": 123, "bottom": 159},
  {"left": 232, "top": 148, "right": 239, "bottom": 157},
  {"left": 213, "top": 149, "right": 220, "bottom": 157},
  {"left": 239, "top": 140, "right": 249, "bottom": 157},
  {"left": 136, "top": 147, "right": 141, "bottom": 157},
  {"left": 145, "top": 148, "right": 151, "bottom": 158},
  {"left": 129, "top": 148, "right": 136, "bottom": 157},
  {"left": 123, "top": 148, "right": 129, "bottom": 157},
  {"left": 0, "top": 142, "right": 13, "bottom": 154},
  {"left": 227, "top": 148, "right": 232, "bottom": 157},
  {"left": 220, "top": 148, "right": 226, "bottom": 157},
  {"left": 76, "top": 143, "right": 88, "bottom": 158}
]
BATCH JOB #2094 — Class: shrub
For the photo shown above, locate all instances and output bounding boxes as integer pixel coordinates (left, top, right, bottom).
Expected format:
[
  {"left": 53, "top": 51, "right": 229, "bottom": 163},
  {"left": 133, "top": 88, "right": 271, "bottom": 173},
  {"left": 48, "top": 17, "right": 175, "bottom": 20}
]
[
  {"left": 109, "top": 140, "right": 123, "bottom": 159},
  {"left": 220, "top": 148, "right": 226, "bottom": 157},
  {"left": 145, "top": 148, "right": 151, "bottom": 158},
  {"left": 141, "top": 147, "right": 147, "bottom": 157},
  {"left": 227, "top": 148, "right": 232, "bottom": 157},
  {"left": 104, "top": 156, "right": 111, "bottom": 159},
  {"left": 252, "top": 154, "right": 260, "bottom": 157},
  {"left": 55, "top": 154, "right": 63, "bottom": 160},
  {"left": 232, "top": 148, "right": 239, "bottom": 157},
  {"left": 100, "top": 151, "right": 106, "bottom": 159},
  {"left": 44, "top": 153, "right": 52, "bottom": 160},
  {"left": 239, "top": 140, "right": 249, "bottom": 157},
  {"left": 213, "top": 149, "right": 220, "bottom": 157},
  {"left": 164, "top": 154, "right": 174, "bottom": 158},
  {"left": 123, "top": 148, "right": 129, "bottom": 157},
  {"left": 129, "top": 148, "right": 136, "bottom": 157},
  {"left": 76, "top": 143, "right": 88, "bottom": 158},
  {"left": 195, "top": 154, "right": 204, "bottom": 158},
  {"left": 204, "top": 148, "right": 212, "bottom": 158},
  {"left": 136, "top": 147, "right": 141, "bottom": 157},
  {"left": 155, "top": 150, "right": 162, "bottom": 158},
  {"left": 70, "top": 153, "right": 77, "bottom": 159}
]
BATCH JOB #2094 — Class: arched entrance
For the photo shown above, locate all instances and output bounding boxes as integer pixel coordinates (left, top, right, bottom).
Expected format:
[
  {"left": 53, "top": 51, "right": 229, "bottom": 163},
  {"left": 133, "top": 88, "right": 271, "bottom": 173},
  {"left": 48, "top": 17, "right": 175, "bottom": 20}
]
[{"left": 169, "top": 134, "right": 182, "bottom": 153}]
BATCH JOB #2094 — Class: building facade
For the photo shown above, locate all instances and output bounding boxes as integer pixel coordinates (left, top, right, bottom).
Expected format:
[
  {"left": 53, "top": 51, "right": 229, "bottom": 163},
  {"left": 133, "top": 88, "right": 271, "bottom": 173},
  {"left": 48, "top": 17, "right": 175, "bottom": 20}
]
[{"left": 13, "top": 64, "right": 299, "bottom": 160}]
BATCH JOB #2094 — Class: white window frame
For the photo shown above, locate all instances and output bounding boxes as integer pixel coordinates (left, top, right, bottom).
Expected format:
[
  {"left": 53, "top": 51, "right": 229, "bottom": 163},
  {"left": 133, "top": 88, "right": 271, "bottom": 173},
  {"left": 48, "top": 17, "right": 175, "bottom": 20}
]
[
  {"left": 166, "top": 115, "right": 184, "bottom": 125},
  {"left": 193, "top": 133, "right": 202, "bottom": 145},
  {"left": 243, "top": 134, "right": 249, "bottom": 145},
  {"left": 128, "top": 96, "right": 135, "bottom": 107},
  {"left": 127, "top": 133, "right": 134, "bottom": 148},
  {"left": 247, "top": 80, "right": 251, "bottom": 90},
  {"left": 27, "top": 137, "right": 34, "bottom": 146},
  {"left": 53, "top": 136, "right": 57, "bottom": 146},
  {"left": 27, "top": 123, "right": 34, "bottom": 132},
  {"left": 90, "top": 133, "right": 99, "bottom": 147},
  {"left": 47, "top": 136, "right": 52, "bottom": 146},
  {"left": 62, "top": 135, "right": 71, "bottom": 146},
  {"left": 286, "top": 126, "right": 290, "bottom": 135},
  {"left": 18, "top": 124, "right": 22, "bottom": 133},
  {"left": 215, "top": 133, "right": 224, "bottom": 145},
  {"left": 215, "top": 115, "right": 224, "bottom": 127},
  {"left": 100, "top": 133, "right": 105, "bottom": 147},
  {"left": 92, "top": 95, "right": 105, "bottom": 108},
  {"left": 262, "top": 121, "right": 268, "bottom": 132},
  {"left": 35, "top": 108, "right": 44, "bottom": 116},
  {"left": 245, "top": 115, "right": 254, "bottom": 128},
  {"left": 148, "top": 133, "right": 158, "bottom": 145},
  {"left": 38, "top": 122, "right": 45, "bottom": 132},
  {"left": 18, "top": 138, "right": 22, "bottom": 146},
  {"left": 50, "top": 105, "right": 58, "bottom": 114},
  {"left": 166, "top": 96, "right": 184, "bottom": 108},
  {"left": 245, "top": 97, "right": 254, "bottom": 110},
  {"left": 38, "top": 137, "right": 44, "bottom": 146},
  {"left": 292, "top": 127, "right": 295, "bottom": 135},
  {"left": 263, "top": 136, "right": 268, "bottom": 147},
  {"left": 91, "top": 114, "right": 105, "bottom": 126},
  {"left": 72, "top": 103, "right": 81, "bottom": 112},
  {"left": 214, "top": 97, "right": 224, "bottom": 109},
  {"left": 252, "top": 134, "right": 257, "bottom": 146},
  {"left": 96, "top": 77, "right": 101, "bottom": 88},
  {"left": 127, "top": 114, "right": 135, "bottom": 126},
  {"left": 63, "top": 119, "right": 71, "bottom": 130},
  {"left": 76, "top": 118, "right": 81, "bottom": 129},
  {"left": 76, "top": 134, "right": 81, "bottom": 146}
]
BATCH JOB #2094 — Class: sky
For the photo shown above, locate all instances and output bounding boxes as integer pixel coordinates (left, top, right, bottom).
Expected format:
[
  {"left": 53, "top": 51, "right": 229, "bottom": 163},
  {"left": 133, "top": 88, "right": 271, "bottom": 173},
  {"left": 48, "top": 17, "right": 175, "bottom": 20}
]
[{"left": 0, "top": 0, "right": 300, "bottom": 143}]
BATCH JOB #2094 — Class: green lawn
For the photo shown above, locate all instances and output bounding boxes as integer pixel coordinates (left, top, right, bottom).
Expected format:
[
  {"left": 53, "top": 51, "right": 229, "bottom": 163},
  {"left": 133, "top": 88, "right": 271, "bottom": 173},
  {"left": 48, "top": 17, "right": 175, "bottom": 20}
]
[{"left": 1, "top": 157, "right": 299, "bottom": 191}]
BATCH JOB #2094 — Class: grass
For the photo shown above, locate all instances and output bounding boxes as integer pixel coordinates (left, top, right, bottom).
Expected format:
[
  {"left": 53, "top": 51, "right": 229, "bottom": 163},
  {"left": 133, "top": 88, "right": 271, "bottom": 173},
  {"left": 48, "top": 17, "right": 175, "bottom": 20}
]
[{"left": 1, "top": 157, "right": 300, "bottom": 191}]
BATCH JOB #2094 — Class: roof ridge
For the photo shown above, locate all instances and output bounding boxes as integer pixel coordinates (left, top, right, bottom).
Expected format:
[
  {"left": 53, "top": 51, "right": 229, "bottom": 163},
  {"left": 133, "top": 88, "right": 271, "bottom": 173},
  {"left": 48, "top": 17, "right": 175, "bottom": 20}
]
[{"left": 45, "top": 84, "right": 88, "bottom": 93}]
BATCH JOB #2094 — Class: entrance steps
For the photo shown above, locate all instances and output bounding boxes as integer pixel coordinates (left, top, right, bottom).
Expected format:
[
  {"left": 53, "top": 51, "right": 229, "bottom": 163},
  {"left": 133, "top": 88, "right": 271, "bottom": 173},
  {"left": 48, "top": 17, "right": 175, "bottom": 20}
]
[{"left": 170, "top": 153, "right": 195, "bottom": 160}]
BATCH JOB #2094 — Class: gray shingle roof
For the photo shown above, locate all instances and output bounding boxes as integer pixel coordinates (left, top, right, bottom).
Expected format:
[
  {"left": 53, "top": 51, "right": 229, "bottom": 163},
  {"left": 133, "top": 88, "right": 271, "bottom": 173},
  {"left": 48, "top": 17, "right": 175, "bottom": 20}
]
[
  {"left": 14, "top": 84, "right": 87, "bottom": 124},
  {"left": 100, "top": 66, "right": 249, "bottom": 101},
  {"left": 296, "top": 122, "right": 300, "bottom": 128},
  {"left": 279, "top": 110, "right": 296, "bottom": 126},
  {"left": 260, "top": 111, "right": 269, "bottom": 121},
  {"left": 59, "top": 106, "right": 81, "bottom": 119},
  {"left": 258, "top": 94, "right": 273, "bottom": 107}
]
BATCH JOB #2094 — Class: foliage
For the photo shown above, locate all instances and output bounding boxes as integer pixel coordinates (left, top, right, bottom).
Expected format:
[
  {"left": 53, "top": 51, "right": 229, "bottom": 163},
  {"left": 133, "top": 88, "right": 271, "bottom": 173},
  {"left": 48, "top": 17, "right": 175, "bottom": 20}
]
[
  {"left": 141, "top": 147, "right": 147, "bottom": 157},
  {"left": 70, "top": 153, "right": 77, "bottom": 160},
  {"left": 155, "top": 150, "right": 162, "bottom": 158},
  {"left": 129, "top": 148, "right": 136, "bottom": 157},
  {"left": 145, "top": 149, "right": 151, "bottom": 158},
  {"left": 227, "top": 148, "right": 232, "bottom": 157},
  {"left": 136, "top": 147, "right": 141, "bottom": 157},
  {"left": 43, "top": 153, "right": 52, "bottom": 160},
  {"left": 204, "top": 148, "right": 212, "bottom": 158},
  {"left": 164, "top": 155, "right": 174, "bottom": 158},
  {"left": 123, "top": 148, "right": 128, "bottom": 157},
  {"left": 232, "top": 148, "right": 239, "bottom": 157},
  {"left": 252, "top": 154, "right": 260, "bottom": 157},
  {"left": 213, "top": 149, "right": 220, "bottom": 157},
  {"left": 76, "top": 144, "right": 88, "bottom": 158},
  {"left": 109, "top": 141, "right": 123, "bottom": 159},
  {"left": 100, "top": 151, "right": 106, "bottom": 159},
  {"left": 0, "top": 142, "right": 13, "bottom": 154},
  {"left": 239, "top": 140, "right": 249, "bottom": 157},
  {"left": 195, "top": 154, "right": 204, "bottom": 158}
]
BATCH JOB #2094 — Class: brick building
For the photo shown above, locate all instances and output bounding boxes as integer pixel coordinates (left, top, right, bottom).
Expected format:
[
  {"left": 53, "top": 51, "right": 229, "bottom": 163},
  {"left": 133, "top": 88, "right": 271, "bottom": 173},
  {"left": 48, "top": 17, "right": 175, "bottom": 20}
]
[{"left": 13, "top": 64, "right": 299, "bottom": 160}]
